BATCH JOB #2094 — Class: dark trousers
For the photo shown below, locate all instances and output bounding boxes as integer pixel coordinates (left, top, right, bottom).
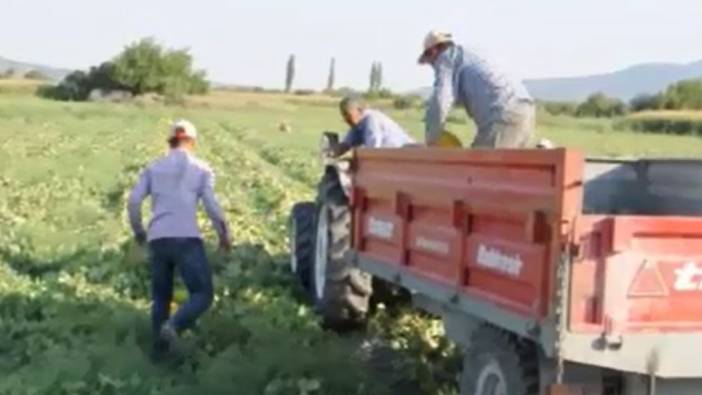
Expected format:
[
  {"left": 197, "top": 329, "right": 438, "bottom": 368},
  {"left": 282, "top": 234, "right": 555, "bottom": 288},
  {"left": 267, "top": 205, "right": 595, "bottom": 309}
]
[{"left": 148, "top": 238, "right": 214, "bottom": 338}]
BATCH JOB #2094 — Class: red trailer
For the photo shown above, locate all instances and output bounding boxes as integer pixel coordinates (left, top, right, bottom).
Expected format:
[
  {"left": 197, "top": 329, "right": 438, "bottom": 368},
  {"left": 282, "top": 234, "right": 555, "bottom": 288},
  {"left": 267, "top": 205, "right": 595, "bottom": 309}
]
[{"left": 289, "top": 146, "right": 702, "bottom": 395}]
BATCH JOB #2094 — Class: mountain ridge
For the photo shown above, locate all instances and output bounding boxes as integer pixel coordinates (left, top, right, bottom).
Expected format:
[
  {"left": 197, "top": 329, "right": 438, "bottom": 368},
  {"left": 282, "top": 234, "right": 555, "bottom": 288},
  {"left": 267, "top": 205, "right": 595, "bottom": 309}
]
[
  {"left": 524, "top": 60, "right": 702, "bottom": 102},
  {"left": 0, "top": 56, "right": 71, "bottom": 81},
  {"left": 3, "top": 55, "right": 701, "bottom": 101},
  {"left": 412, "top": 60, "right": 702, "bottom": 102}
]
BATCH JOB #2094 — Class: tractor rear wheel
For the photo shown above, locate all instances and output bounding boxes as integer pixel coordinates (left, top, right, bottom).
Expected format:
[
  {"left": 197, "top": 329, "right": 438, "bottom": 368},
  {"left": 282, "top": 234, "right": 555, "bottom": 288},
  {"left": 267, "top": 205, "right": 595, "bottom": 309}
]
[
  {"left": 289, "top": 202, "right": 316, "bottom": 293},
  {"left": 460, "top": 326, "right": 539, "bottom": 395},
  {"left": 310, "top": 171, "right": 372, "bottom": 328}
]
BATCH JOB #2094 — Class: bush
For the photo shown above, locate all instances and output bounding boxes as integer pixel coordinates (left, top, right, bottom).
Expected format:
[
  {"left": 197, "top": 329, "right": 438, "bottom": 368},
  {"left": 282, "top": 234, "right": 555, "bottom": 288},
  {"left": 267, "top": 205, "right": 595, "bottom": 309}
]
[
  {"left": 393, "top": 95, "right": 420, "bottom": 110},
  {"left": 113, "top": 38, "right": 209, "bottom": 99},
  {"left": 363, "top": 91, "right": 381, "bottom": 100},
  {"left": 630, "top": 93, "right": 664, "bottom": 112},
  {"left": 329, "top": 86, "right": 359, "bottom": 98},
  {"left": 540, "top": 101, "right": 577, "bottom": 116},
  {"left": 576, "top": 92, "right": 627, "bottom": 118},
  {"left": 88, "top": 62, "right": 129, "bottom": 91},
  {"left": 377, "top": 88, "right": 394, "bottom": 99},
  {"left": 616, "top": 111, "right": 702, "bottom": 136},
  {"left": 23, "top": 70, "right": 49, "bottom": 80},
  {"left": 629, "top": 79, "right": 702, "bottom": 113},
  {"left": 0, "top": 68, "right": 16, "bottom": 79},
  {"left": 293, "top": 89, "right": 315, "bottom": 96},
  {"left": 37, "top": 63, "right": 128, "bottom": 101},
  {"left": 37, "top": 70, "right": 91, "bottom": 101},
  {"left": 661, "top": 79, "right": 702, "bottom": 110},
  {"left": 40, "top": 38, "right": 209, "bottom": 102}
]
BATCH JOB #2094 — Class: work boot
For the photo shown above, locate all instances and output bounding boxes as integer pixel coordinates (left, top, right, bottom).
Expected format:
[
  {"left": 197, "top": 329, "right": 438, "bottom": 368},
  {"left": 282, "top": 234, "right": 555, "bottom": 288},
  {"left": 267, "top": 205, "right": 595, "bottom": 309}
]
[
  {"left": 159, "top": 321, "right": 178, "bottom": 347},
  {"left": 155, "top": 322, "right": 187, "bottom": 366}
]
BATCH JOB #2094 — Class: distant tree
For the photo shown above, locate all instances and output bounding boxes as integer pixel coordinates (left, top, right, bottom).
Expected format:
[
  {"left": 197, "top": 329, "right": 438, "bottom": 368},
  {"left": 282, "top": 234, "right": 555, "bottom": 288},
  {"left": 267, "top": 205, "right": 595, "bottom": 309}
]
[
  {"left": 326, "top": 57, "right": 336, "bottom": 92},
  {"left": 38, "top": 70, "right": 90, "bottom": 100},
  {"left": 188, "top": 70, "right": 209, "bottom": 95},
  {"left": 661, "top": 79, "right": 702, "bottom": 110},
  {"left": 331, "top": 86, "right": 358, "bottom": 98},
  {"left": 112, "top": 38, "right": 208, "bottom": 99},
  {"left": 112, "top": 38, "right": 164, "bottom": 94},
  {"left": 376, "top": 62, "right": 383, "bottom": 90},
  {"left": 24, "top": 69, "right": 49, "bottom": 80},
  {"left": 285, "top": 54, "right": 295, "bottom": 93},
  {"left": 87, "top": 62, "right": 127, "bottom": 91},
  {"left": 369, "top": 62, "right": 382, "bottom": 92},
  {"left": 627, "top": 79, "right": 702, "bottom": 112},
  {"left": 541, "top": 100, "right": 578, "bottom": 116},
  {"left": 61, "top": 70, "right": 90, "bottom": 100},
  {"left": 294, "top": 89, "right": 316, "bottom": 96},
  {"left": 377, "top": 88, "right": 393, "bottom": 99},
  {"left": 576, "top": 92, "right": 627, "bottom": 118},
  {"left": 393, "top": 95, "right": 421, "bottom": 110},
  {"left": 629, "top": 93, "right": 664, "bottom": 112},
  {"left": 1, "top": 68, "right": 15, "bottom": 79},
  {"left": 39, "top": 37, "right": 209, "bottom": 102}
]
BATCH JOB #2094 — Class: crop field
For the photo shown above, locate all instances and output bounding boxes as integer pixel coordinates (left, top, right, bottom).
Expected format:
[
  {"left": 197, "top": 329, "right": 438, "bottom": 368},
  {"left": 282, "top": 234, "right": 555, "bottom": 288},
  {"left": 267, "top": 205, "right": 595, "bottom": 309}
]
[{"left": 1, "top": 87, "right": 702, "bottom": 395}]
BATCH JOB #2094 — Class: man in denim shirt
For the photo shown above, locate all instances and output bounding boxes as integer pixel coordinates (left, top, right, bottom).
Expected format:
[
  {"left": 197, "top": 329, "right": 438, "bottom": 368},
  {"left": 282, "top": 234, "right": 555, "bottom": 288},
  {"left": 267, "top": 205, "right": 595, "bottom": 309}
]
[
  {"left": 327, "top": 96, "right": 415, "bottom": 157},
  {"left": 420, "top": 30, "right": 535, "bottom": 148},
  {"left": 128, "top": 119, "right": 231, "bottom": 357}
]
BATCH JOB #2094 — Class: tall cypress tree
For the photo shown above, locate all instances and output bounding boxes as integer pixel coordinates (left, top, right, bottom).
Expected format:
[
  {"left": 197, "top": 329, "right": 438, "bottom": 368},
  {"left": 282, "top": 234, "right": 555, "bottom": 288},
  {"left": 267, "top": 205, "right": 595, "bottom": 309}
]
[
  {"left": 285, "top": 54, "right": 296, "bottom": 93},
  {"left": 326, "top": 57, "right": 336, "bottom": 92},
  {"left": 369, "top": 62, "right": 378, "bottom": 92}
]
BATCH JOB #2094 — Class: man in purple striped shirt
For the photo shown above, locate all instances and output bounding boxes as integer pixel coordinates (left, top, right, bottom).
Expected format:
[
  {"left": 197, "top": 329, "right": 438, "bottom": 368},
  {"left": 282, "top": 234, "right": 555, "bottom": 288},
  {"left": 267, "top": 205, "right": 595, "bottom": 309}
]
[{"left": 128, "top": 119, "right": 231, "bottom": 358}]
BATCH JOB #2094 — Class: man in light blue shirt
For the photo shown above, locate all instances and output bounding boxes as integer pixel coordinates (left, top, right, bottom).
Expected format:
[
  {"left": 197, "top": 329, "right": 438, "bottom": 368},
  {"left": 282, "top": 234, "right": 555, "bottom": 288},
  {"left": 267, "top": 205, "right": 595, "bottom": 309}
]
[
  {"left": 327, "top": 96, "right": 415, "bottom": 157},
  {"left": 128, "top": 119, "right": 231, "bottom": 359},
  {"left": 419, "top": 30, "right": 535, "bottom": 148}
]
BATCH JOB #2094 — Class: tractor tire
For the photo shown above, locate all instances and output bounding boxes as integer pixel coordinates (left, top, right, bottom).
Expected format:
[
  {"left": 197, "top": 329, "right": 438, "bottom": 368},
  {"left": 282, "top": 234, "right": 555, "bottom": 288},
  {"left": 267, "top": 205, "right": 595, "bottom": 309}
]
[
  {"left": 310, "top": 170, "right": 372, "bottom": 328},
  {"left": 460, "top": 326, "right": 539, "bottom": 395},
  {"left": 289, "top": 202, "right": 317, "bottom": 293}
]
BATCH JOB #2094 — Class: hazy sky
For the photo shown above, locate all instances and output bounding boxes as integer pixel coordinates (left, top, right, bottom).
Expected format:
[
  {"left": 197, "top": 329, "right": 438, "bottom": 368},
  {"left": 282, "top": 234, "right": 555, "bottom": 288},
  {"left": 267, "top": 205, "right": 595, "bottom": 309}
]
[{"left": 1, "top": 0, "right": 700, "bottom": 91}]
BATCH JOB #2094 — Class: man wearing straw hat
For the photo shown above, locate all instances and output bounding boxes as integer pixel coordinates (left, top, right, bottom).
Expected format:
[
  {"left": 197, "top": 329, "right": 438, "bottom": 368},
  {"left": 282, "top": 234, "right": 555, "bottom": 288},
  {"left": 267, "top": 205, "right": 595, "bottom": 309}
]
[{"left": 419, "top": 30, "right": 535, "bottom": 149}]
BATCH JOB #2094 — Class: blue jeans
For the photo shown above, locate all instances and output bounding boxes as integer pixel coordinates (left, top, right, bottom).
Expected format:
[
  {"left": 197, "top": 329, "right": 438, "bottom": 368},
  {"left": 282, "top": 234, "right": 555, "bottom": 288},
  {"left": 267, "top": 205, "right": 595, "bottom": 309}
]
[{"left": 148, "top": 238, "right": 213, "bottom": 338}]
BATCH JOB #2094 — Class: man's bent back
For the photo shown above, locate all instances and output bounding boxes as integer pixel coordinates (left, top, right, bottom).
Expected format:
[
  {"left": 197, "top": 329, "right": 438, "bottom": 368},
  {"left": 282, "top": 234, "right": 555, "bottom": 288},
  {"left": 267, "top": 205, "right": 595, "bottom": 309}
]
[{"left": 132, "top": 149, "right": 227, "bottom": 241}]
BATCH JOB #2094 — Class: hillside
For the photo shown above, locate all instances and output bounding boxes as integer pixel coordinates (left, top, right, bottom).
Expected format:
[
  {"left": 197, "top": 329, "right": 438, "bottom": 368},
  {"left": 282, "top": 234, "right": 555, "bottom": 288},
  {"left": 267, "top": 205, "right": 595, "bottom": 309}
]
[
  {"left": 413, "top": 60, "right": 702, "bottom": 103},
  {"left": 524, "top": 60, "right": 702, "bottom": 102},
  {"left": 0, "top": 56, "right": 71, "bottom": 81}
]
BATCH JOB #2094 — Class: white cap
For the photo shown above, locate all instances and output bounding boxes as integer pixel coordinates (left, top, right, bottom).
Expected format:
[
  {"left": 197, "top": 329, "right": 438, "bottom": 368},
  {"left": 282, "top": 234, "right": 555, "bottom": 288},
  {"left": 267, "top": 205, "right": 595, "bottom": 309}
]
[
  {"left": 170, "top": 119, "right": 197, "bottom": 140},
  {"left": 419, "top": 30, "right": 454, "bottom": 64}
]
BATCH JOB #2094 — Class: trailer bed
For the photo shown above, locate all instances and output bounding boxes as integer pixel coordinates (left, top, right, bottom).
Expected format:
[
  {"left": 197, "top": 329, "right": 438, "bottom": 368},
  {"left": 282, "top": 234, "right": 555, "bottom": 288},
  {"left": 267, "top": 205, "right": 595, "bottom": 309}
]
[{"left": 348, "top": 148, "right": 702, "bottom": 379}]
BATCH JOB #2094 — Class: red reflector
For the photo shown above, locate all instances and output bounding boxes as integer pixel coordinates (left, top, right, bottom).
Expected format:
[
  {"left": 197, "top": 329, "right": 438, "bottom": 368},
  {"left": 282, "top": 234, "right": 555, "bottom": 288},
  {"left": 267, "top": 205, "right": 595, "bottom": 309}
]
[{"left": 628, "top": 260, "right": 668, "bottom": 297}]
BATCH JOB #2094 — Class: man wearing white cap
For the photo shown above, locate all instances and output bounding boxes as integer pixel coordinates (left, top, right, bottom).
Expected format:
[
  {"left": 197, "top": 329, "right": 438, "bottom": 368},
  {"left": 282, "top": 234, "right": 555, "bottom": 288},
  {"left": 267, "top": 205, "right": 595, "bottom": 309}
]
[
  {"left": 127, "top": 119, "right": 231, "bottom": 359},
  {"left": 419, "top": 30, "right": 535, "bottom": 148}
]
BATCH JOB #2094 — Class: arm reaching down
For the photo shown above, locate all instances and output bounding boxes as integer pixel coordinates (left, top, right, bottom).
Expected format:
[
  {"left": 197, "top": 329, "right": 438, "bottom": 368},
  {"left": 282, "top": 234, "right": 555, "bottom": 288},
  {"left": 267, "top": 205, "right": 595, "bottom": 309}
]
[
  {"left": 333, "top": 126, "right": 364, "bottom": 157},
  {"left": 127, "top": 169, "right": 151, "bottom": 244},
  {"left": 201, "top": 170, "right": 231, "bottom": 251},
  {"left": 329, "top": 140, "right": 352, "bottom": 158},
  {"left": 425, "top": 55, "right": 456, "bottom": 145}
]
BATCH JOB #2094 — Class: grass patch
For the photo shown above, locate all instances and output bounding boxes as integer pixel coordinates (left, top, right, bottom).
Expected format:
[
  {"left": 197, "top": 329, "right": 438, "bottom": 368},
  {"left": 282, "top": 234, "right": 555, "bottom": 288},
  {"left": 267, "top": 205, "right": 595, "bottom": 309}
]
[{"left": 2, "top": 87, "right": 702, "bottom": 394}]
